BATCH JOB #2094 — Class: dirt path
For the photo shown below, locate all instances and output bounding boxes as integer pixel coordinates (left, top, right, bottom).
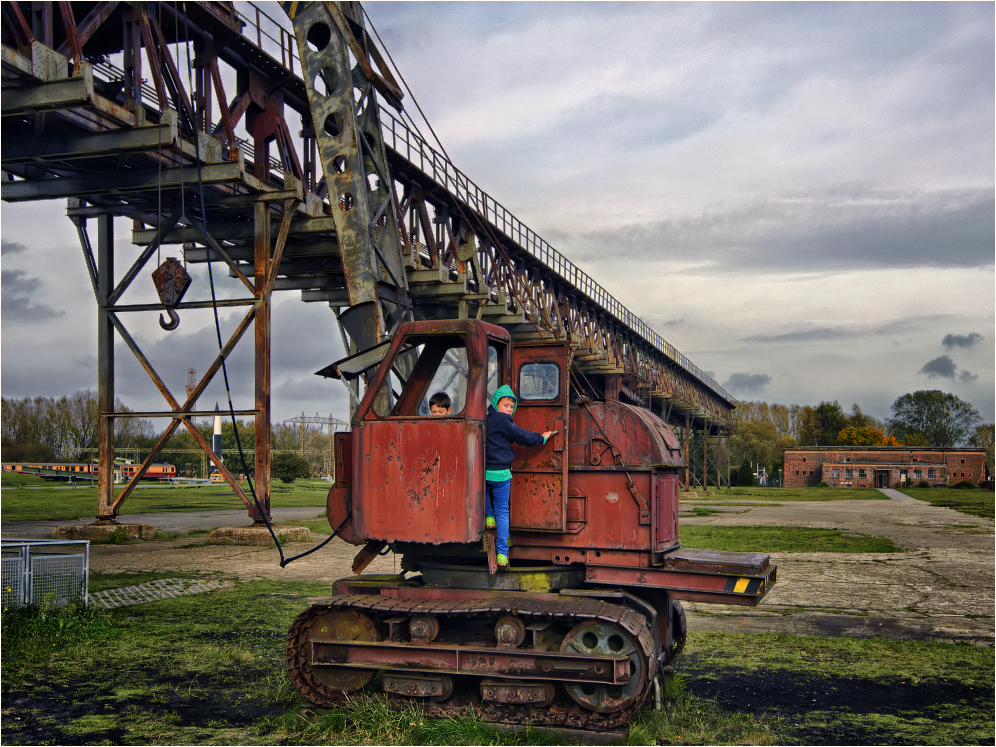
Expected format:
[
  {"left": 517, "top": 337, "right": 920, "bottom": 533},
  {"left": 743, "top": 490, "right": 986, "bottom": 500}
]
[
  {"left": 679, "top": 497, "right": 994, "bottom": 643},
  {"left": 61, "top": 496, "right": 994, "bottom": 644}
]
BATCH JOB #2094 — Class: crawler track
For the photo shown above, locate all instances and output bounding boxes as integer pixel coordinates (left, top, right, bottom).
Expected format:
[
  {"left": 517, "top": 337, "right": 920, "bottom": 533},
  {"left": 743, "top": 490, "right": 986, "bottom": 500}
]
[{"left": 287, "top": 593, "right": 659, "bottom": 730}]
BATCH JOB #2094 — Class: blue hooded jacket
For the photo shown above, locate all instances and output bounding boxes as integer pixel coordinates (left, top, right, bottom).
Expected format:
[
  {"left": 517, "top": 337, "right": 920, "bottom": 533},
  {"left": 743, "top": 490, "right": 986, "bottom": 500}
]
[{"left": 485, "top": 384, "right": 546, "bottom": 473}]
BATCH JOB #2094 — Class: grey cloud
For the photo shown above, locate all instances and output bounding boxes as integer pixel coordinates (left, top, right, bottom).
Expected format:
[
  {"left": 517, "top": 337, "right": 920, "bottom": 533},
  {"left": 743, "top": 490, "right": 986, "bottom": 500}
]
[
  {"left": 744, "top": 328, "right": 846, "bottom": 344},
  {"left": 1, "top": 270, "right": 64, "bottom": 321},
  {"left": 723, "top": 373, "right": 771, "bottom": 394},
  {"left": 943, "top": 333, "right": 982, "bottom": 349},
  {"left": 743, "top": 316, "right": 954, "bottom": 345},
  {"left": 567, "top": 187, "right": 995, "bottom": 271},
  {"left": 919, "top": 355, "right": 957, "bottom": 379},
  {"left": 1, "top": 240, "right": 27, "bottom": 256},
  {"left": 959, "top": 370, "right": 979, "bottom": 383}
]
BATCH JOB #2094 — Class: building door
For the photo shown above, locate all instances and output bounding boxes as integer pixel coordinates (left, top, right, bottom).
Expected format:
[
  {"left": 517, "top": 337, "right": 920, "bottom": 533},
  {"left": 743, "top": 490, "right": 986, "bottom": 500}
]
[{"left": 876, "top": 471, "right": 889, "bottom": 488}]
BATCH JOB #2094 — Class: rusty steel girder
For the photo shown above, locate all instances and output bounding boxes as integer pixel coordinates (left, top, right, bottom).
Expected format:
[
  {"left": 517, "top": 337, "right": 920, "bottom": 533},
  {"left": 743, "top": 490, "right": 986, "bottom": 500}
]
[{"left": 283, "top": 0, "right": 409, "bottom": 351}]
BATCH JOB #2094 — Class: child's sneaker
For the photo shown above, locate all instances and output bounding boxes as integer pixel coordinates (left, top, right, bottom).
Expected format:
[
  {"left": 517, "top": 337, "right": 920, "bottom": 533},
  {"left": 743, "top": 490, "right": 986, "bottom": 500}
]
[
  {"left": 496, "top": 553, "right": 508, "bottom": 567},
  {"left": 485, "top": 517, "right": 496, "bottom": 530}
]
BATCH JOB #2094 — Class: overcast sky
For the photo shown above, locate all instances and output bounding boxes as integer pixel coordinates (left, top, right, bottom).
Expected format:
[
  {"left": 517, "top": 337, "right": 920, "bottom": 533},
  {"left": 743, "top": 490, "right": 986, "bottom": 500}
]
[{"left": 1, "top": 1, "right": 993, "bottom": 430}]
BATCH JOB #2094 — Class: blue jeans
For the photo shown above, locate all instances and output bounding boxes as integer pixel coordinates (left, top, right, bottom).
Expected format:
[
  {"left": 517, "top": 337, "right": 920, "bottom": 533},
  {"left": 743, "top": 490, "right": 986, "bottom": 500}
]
[{"left": 485, "top": 478, "right": 511, "bottom": 556}]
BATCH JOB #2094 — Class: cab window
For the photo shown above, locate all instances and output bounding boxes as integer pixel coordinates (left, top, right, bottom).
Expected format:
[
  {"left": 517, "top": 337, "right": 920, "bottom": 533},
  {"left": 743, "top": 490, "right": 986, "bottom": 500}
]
[
  {"left": 487, "top": 344, "right": 502, "bottom": 404},
  {"left": 367, "top": 335, "right": 469, "bottom": 418},
  {"left": 518, "top": 362, "right": 559, "bottom": 401}
]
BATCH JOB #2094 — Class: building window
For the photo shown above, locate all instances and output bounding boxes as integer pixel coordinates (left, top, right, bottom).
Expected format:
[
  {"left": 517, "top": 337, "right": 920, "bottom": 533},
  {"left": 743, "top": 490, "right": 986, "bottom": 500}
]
[
  {"left": 846, "top": 468, "right": 853, "bottom": 478},
  {"left": 858, "top": 469, "right": 866, "bottom": 478},
  {"left": 914, "top": 469, "right": 922, "bottom": 479},
  {"left": 961, "top": 459, "right": 965, "bottom": 464},
  {"left": 928, "top": 469, "right": 936, "bottom": 479},
  {"left": 832, "top": 469, "right": 840, "bottom": 478},
  {"left": 802, "top": 457, "right": 807, "bottom": 462},
  {"left": 796, "top": 471, "right": 800, "bottom": 475}
]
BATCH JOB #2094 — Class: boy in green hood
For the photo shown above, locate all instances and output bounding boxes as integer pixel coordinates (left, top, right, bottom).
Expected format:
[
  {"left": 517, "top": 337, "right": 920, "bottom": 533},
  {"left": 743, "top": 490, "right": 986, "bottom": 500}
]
[{"left": 485, "top": 384, "right": 556, "bottom": 567}]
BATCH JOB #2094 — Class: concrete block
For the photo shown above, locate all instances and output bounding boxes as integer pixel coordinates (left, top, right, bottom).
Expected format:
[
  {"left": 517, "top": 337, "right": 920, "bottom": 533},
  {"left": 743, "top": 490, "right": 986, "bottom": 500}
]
[
  {"left": 53, "top": 523, "right": 155, "bottom": 541},
  {"left": 209, "top": 525, "right": 312, "bottom": 546}
]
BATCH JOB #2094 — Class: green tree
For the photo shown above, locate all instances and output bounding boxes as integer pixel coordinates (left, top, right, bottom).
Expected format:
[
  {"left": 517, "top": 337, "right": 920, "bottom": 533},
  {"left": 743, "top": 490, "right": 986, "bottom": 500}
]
[
  {"left": 736, "top": 461, "right": 754, "bottom": 487},
  {"left": 968, "top": 423, "right": 994, "bottom": 478},
  {"left": 794, "top": 405, "right": 821, "bottom": 446},
  {"left": 815, "top": 401, "right": 848, "bottom": 446},
  {"left": 845, "top": 404, "right": 884, "bottom": 432},
  {"left": 887, "top": 390, "right": 981, "bottom": 447},
  {"left": 271, "top": 452, "right": 311, "bottom": 483}
]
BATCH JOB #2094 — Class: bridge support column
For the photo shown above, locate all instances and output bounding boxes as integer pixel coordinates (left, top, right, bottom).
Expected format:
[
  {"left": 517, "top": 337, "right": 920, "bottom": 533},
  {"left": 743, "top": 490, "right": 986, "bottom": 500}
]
[
  {"left": 683, "top": 414, "right": 690, "bottom": 488},
  {"left": 96, "top": 213, "right": 116, "bottom": 520},
  {"left": 253, "top": 201, "right": 271, "bottom": 522}
]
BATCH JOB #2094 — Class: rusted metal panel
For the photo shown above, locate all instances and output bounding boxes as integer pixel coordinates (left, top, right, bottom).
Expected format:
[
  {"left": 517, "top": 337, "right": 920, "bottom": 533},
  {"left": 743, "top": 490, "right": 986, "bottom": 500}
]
[
  {"left": 354, "top": 419, "right": 484, "bottom": 543},
  {"left": 568, "top": 401, "right": 682, "bottom": 469}
]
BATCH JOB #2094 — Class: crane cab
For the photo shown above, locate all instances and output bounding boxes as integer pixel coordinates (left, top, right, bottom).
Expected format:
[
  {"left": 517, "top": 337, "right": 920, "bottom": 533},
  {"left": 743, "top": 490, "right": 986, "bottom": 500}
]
[{"left": 335, "top": 319, "right": 567, "bottom": 545}]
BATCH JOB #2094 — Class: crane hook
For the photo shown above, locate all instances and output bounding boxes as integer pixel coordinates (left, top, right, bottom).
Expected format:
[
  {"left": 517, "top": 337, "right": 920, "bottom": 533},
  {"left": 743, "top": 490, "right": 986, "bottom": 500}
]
[{"left": 159, "top": 308, "right": 180, "bottom": 331}]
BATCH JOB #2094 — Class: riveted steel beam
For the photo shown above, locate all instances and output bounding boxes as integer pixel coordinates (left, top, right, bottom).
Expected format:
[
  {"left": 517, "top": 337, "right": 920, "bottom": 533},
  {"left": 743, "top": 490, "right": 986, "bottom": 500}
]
[
  {"left": 283, "top": 0, "right": 408, "bottom": 351},
  {"left": 3, "top": 117, "right": 180, "bottom": 163}
]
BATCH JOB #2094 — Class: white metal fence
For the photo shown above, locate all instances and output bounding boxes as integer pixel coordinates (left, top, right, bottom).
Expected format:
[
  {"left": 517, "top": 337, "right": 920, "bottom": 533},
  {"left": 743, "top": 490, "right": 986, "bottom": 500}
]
[{"left": 1, "top": 539, "right": 90, "bottom": 608}]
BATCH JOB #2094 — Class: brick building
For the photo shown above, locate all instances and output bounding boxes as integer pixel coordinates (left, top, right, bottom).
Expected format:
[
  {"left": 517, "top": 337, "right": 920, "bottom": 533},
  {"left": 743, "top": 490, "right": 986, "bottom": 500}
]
[{"left": 784, "top": 447, "right": 987, "bottom": 489}]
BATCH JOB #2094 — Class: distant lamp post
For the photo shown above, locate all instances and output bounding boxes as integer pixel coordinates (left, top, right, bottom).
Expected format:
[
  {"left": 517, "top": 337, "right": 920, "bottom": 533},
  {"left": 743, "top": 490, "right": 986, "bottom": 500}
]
[{"left": 779, "top": 468, "right": 783, "bottom": 488}]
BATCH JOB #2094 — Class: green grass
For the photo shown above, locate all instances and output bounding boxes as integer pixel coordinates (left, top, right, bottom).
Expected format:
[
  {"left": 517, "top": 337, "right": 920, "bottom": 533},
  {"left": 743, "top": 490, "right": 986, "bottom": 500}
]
[
  {"left": 710, "top": 487, "right": 889, "bottom": 502},
  {"left": 685, "top": 507, "right": 723, "bottom": 517},
  {"left": 0, "top": 478, "right": 331, "bottom": 522},
  {"left": 677, "top": 632, "right": 994, "bottom": 745},
  {"left": 680, "top": 525, "right": 904, "bottom": 553},
  {"left": 898, "top": 487, "right": 995, "bottom": 520},
  {"left": 2, "top": 583, "right": 988, "bottom": 745}
]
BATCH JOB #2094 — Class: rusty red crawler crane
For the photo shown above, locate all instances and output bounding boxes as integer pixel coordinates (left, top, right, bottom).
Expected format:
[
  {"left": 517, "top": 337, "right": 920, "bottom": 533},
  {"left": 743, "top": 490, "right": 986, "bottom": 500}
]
[{"left": 290, "top": 319, "right": 776, "bottom": 726}]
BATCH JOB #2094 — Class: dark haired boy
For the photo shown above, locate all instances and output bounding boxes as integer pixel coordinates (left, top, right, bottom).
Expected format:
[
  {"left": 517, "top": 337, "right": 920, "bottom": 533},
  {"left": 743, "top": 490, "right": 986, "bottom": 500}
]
[{"left": 429, "top": 391, "right": 451, "bottom": 415}]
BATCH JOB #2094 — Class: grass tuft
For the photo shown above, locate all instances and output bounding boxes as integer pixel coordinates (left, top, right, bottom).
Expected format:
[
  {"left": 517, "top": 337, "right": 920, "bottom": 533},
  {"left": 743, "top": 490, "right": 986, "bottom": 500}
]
[
  {"left": 1, "top": 602, "right": 115, "bottom": 662},
  {"left": 679, "top": 525, "right": 904, "bottom": 553},
  {"left": 898, "top": 487, "right": 994, "bottom": 519}
]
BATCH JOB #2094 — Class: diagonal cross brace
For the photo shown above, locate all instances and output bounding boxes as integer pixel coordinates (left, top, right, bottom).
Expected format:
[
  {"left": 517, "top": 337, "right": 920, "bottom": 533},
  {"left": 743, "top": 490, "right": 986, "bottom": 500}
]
[{"left": 102, "top": 307, "right": 257, "bottom": 514}]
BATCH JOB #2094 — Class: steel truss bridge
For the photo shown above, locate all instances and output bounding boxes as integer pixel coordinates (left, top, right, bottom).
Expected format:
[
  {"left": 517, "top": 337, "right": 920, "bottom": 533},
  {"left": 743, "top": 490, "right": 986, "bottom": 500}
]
[{"left": 1, "top": 1, "right": 735, "bottom": 522}]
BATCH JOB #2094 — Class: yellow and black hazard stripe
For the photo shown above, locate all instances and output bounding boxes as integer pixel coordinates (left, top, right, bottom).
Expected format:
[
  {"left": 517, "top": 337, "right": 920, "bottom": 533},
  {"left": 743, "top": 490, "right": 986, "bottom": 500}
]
[{"left": 722, "top": 576, "right": 766, "bottom": 595}]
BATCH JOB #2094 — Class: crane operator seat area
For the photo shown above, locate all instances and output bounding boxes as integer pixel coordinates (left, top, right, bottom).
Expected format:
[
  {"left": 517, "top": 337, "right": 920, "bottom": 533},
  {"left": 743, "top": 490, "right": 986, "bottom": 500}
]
[{"left": 366, "top": 335, "right": 502, "bottom": 419}]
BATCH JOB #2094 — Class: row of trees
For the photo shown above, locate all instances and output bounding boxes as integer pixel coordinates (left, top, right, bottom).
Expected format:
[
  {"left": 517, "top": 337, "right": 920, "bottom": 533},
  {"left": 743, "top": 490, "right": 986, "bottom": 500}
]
[
  {"left": 1, "top": 391, "right": 155, "bottom": 462},
  {"left": 1, "top": 392, "right": 335, "bottom": 476},
  {"left": 731, "top": 390, "right": 993, "bottom": 483}
]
